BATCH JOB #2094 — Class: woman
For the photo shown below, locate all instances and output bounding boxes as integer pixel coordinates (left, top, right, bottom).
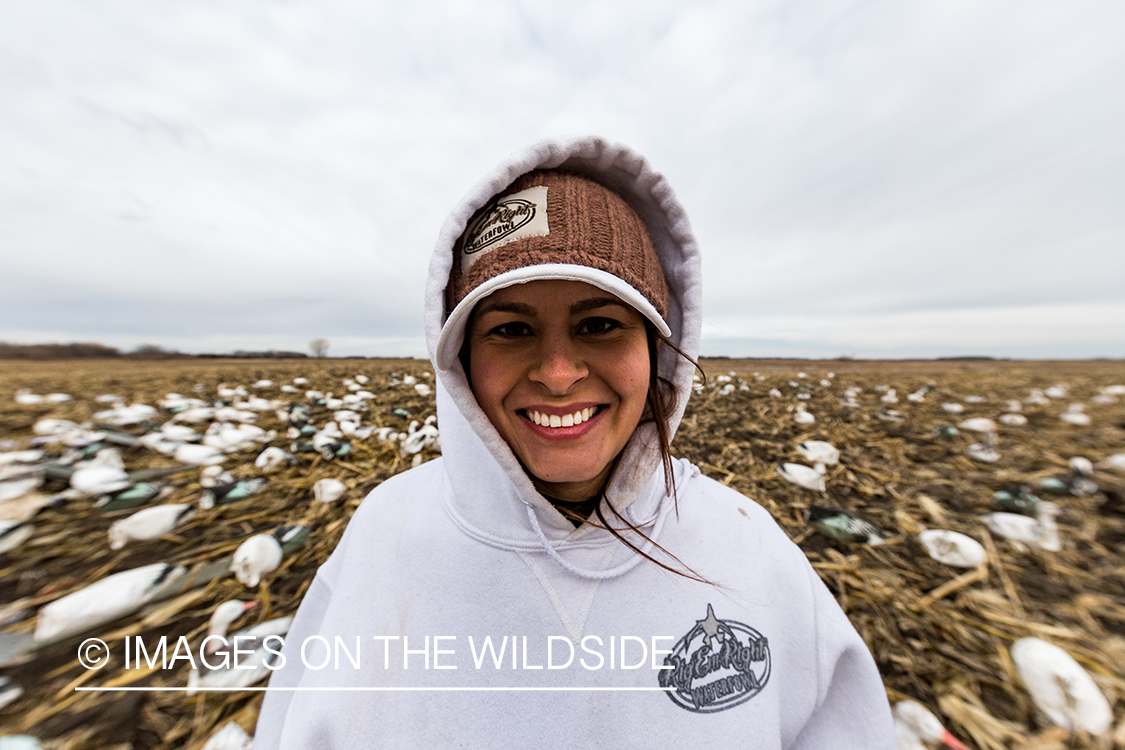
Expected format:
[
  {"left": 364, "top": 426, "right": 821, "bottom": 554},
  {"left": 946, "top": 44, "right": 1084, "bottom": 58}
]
[{"left": 255, "top": 137, "right": 897, "bottom": 748}]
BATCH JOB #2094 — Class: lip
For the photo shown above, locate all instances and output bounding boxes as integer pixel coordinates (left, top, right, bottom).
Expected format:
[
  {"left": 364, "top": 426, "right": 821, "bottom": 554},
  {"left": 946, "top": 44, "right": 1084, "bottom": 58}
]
[{"left": 517, "top": 403, "right": 606, "bottom": 441}]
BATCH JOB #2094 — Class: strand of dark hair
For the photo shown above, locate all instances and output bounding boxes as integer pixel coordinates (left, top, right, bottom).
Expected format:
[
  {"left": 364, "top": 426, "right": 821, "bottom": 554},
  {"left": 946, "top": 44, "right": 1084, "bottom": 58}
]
[{"left": 573, "top": 321, "right": 714, "bottom": 585}]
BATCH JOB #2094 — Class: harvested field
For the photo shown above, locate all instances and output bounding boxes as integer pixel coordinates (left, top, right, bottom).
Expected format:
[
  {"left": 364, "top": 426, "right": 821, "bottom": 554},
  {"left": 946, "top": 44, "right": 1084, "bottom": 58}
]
[{"left": 1, "top": 357, "right": 1124, "bottom": 748}]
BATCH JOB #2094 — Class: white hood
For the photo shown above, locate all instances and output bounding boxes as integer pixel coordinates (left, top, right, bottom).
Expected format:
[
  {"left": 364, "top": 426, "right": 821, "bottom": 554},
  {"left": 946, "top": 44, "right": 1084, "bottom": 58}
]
[{"left": 424, "top": 136, "right": 702, "bottom": 563}]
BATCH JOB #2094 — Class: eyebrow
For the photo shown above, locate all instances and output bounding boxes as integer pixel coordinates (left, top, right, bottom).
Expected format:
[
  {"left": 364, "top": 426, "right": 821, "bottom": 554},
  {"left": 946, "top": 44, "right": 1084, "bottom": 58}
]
[{"left": 475, "top": 297, "right": 629, "bottom": 318}]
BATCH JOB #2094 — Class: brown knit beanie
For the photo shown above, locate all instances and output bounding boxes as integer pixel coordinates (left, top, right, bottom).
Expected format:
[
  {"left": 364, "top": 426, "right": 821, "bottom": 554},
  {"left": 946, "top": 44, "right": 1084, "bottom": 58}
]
[{"left": 445, "top": 170, "right": 668, "bottom": 321}]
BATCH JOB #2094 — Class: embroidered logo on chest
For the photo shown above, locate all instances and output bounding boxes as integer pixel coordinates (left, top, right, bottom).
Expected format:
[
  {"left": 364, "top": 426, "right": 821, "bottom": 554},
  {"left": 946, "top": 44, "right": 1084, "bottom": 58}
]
[{"left": 659, "top": 604, "right": 771, "bottom": 713}]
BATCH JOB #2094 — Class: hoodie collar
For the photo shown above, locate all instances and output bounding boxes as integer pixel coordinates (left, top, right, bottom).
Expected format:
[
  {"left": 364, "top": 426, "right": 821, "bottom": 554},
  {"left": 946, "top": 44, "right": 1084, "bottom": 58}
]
[{"left": 424, "top": 136, "right": 702, "bottom": 552}]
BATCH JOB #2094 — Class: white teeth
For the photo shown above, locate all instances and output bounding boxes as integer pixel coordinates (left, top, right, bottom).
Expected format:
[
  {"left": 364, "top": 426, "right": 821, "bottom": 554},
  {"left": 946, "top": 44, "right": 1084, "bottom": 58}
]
[{"left": 526, "top": 408, "right": 596, "bottom": 428}]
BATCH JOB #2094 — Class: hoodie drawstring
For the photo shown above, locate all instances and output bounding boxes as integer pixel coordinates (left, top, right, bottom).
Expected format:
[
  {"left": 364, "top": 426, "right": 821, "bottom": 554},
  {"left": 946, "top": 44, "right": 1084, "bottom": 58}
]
[{"left": 524, "top": 493, "right": 674, "bottom": 580}]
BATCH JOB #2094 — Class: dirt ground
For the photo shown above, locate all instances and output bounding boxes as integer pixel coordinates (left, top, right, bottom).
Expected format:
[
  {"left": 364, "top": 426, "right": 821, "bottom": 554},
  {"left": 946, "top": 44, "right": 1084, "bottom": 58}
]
[{"left": 1, "top": 357, "right": 1123, "bottom": 749}]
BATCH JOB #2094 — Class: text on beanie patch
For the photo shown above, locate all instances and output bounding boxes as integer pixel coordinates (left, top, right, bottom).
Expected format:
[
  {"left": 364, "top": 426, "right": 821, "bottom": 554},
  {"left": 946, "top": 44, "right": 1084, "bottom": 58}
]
[{"left": 461, "top": 185, "right": 550, "bottom": 272}]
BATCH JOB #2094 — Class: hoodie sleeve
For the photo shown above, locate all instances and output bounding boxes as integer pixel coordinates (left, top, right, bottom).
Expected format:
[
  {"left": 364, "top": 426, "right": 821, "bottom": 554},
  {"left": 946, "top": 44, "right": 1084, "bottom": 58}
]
[
  {"left": 788, "top": 563, "right": 898, "bottom": 750},
  {"left": 252, "top": 570, "right": 335, "bottom": 750}
]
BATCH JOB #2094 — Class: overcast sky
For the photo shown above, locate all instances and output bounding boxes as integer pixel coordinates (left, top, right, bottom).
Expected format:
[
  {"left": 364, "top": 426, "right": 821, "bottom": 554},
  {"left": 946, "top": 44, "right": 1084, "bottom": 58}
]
[{"left": 2, "top": 1, "right": 1123, "bottom": 359}]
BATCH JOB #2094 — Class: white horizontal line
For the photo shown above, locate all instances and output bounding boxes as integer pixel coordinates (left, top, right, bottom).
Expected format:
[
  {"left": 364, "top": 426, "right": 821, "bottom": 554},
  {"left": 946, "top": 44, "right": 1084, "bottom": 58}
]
[{"left": 76, "top": 686, "right": 676, "bottom": 693}]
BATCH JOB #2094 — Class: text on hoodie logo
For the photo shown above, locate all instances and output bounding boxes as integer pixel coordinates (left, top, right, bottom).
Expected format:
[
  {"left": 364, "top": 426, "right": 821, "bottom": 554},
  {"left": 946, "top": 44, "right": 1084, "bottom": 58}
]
[
  {"left": 461, "top": 185, "right": 550, "bottom": 272},
  {"left": 659, "top": 604, "right": 770, "bottom": 713}
]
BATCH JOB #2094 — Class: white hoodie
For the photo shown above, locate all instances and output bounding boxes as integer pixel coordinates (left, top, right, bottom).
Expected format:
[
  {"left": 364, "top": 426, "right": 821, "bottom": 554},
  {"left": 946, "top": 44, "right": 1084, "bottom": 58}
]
[{"left": 254, "top": 137, "right": 897, "bottom": 749}]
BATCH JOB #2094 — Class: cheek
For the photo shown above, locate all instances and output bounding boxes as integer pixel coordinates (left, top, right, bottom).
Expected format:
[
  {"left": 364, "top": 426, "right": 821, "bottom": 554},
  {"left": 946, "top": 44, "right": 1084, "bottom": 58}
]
[{"left": 468, "top": 346, "right": 514, "bottom": 417}]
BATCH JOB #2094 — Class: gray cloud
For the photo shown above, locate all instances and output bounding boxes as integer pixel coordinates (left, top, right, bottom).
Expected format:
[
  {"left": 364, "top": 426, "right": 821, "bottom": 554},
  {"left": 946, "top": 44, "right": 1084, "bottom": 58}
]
[{"left": 1, "top": 1, "right": 1122, "bottom": 358}]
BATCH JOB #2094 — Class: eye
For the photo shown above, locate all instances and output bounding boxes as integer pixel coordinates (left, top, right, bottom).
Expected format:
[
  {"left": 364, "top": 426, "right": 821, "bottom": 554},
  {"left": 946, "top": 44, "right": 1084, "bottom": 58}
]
[
  {"left": 488, "top": 321, "right": 533, "bottom": 338},
  {"left": 577, "top": 317, "right": 622, "bottom": 335}
]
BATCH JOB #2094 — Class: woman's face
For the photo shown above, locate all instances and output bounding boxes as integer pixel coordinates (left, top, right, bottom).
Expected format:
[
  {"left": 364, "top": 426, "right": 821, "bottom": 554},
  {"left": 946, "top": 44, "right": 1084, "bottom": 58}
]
[{"left": 467, "top": 279, "right": 651, "bottom": 503}]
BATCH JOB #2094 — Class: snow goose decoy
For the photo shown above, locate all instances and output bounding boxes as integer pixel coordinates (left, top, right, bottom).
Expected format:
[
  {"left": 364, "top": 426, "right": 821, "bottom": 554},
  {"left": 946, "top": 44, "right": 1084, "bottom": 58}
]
[
  {"left": 1059, "top": 404, "right": 1091, "bottom": 426},
  {"left": 188, "top": 600, "right": 294, "bottom": 695},
  {"left": 0, "top": 520, "right": 35, "bottom": 554},
  {"left": 982, "top": 501, "right": 1060, "bottom": 552},
  {"left": 0, "top": 676, "right": 23, "bottom": 711},
  {"left": 107, "top": 504, "right": 195, "bottom": 549},
  {"left": 806, "top": 505, "right": 888, "bottom": 545},
  {"left": 992, "top": 486, "right": 1039, "bottom": 515},
  {"left": 893, "top": 699, "right": 969, "bottom": 750},
  {"left": 796, "top": 440, "right": 839, "bottom": 466},
  {"left": 793, "top": 403, "right": 815, "bottom": 425},
  {"left": 34, "top": 562, "right": 186, "bottom": 642},
  {"left": 200, "top": 477, "right": 268, "bottom": 509},
  {"left": 1010, "top": 638, "right": 1113, "bottom": 736},
  {"left": 313, "top": 478, "right": 346, "bottom": 503},
  {"left": 230, "top": 525, "right": 309, "bottom": 587},
  {"left": 918, "top": 530, "right": 986, "bottom": 569},
  {"left": 777, "top": 463, "right": 826, "bottom": 492},
  {"left": 254, "top": 446, "right": 296, "bottom": 473}
]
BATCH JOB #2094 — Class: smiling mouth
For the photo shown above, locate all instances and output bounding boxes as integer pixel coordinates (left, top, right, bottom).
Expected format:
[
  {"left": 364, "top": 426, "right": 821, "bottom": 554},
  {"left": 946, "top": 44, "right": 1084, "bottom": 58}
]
[{"left": 520, "top": 406, "right": 604, "bottom": 428}]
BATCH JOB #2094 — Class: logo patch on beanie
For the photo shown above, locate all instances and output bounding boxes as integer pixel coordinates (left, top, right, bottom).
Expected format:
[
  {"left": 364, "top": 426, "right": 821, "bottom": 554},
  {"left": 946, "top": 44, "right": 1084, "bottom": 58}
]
[{"left": 461, "top": 185, "right": 550, "bottom": 271}]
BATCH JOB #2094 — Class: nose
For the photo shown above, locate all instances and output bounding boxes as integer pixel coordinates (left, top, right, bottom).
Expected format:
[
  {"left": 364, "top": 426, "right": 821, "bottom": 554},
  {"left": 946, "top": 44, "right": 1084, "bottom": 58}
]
[{"left": 528, "top": 335, "right": 587, "bottom": 395}]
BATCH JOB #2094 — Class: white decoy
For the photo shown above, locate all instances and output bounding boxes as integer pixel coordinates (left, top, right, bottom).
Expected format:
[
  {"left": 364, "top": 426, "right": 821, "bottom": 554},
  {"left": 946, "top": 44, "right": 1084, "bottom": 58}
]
[
  {"left": 958, "top": 418, "right": 997, "bottom": 433},
  {"left": 252, "top": 380, "right": 273, "bottom": 389},
  {"left": 793, "top": 404, "right": 816, "bottom": 425},
  {"left": 231, "top": 534, "right": 283, "bottom": 587},
  {"left": 173, "top": 405, "right": 217, "bottom": 424},
  {"left": 188, "top": 600, "right": 294, "bottom": 696},
  {"left": 93, "top": 403, "right": 159, "bottom": 426},
  {"left": 918, "top": 530, "right": 986, "bottom": 569},
  {"left": 983, "top": 502, "right": 1060, "bottom": 552},
  {"left": 293, "top": 377, "right": 309, "bottom": 385},
  {"left": 0, "top": 476, "right": 41, "bottom": 504},
  {"left": 108, "top": 504, "right": 195, "bottom": 550},
  {"left": 796, "top": 440, "right": 839, "bottom": 466},
  {"left": 201, "top": 721, "right": 254, "bottom": 750},
  {"left": 777, "top": 463, "right": 826, "bottom": 492},
  {"left": 313, "top": 478, "right": 346, "bottom": 503},
  {"left": 1068, "top": 456, "right": 1094, "bottom": 477},
  {"left": 893, "top": 700, "right": 969, "bottom": 750},
  {"left": 70, "top": 466, "right": 131, "bottom": 496},
  {"left": 199, "top": 465, "right": 234, "bottom": 488},
  {"left": 32, "top": 418, "right": 79, "bottom": 436},
  {"left": 1025, "top": 389, "right": 1050, "bottom": 406},
  {"left": 965, "top": 444, "right": 1001, "bottom": 463},
  {"left": 963, "top": 395, "right": 985, "bottom": 404},
  {"left": 0, "top": 520, "right": 34, "bottom": 554},
  {"left": 0, "top": 676, "right": 23, "bottom": 711},
  {"left": 941, "top": 403, "right": 964, "bottom": 414},
  {"left": 998, "top": 413, "right": 1028, "bottom": 426},
  {"left": 401, "top": 424, "right": 440, "bottom": 456},
  {"left": 768, "top": 388, "right": 782, "bottom": 398},
  {"left": 34, "top": 562, "right": 186, "bottom": 642},
  {"left": 1100, "top": 453, "right": 1125, "bottom": 472},
  {"left": 14, "top": 389, "right": 45, "bottom": 405},
  {"left": 1060, "top": 404, "right": 1091, "bottom": 426},
  {"left": 880, "top": 389, "right": 898, "bottom": 405},
  {"left": 1044, "top": 384, "right": 1068, "bottom": 399},
  {"left": 254, "top": 446, "right": 295, "bottom": 472},
  {"left": 174, "top": 444, "right": 225, "bottom": 466},
  {"left": 159, "top": 423, "right": 200, "bottom": 443},
  {"left": 1010, "top": 638, "right": 1112, "bottom": 735}
]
